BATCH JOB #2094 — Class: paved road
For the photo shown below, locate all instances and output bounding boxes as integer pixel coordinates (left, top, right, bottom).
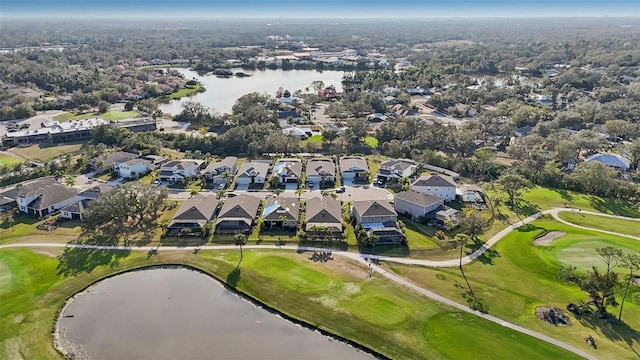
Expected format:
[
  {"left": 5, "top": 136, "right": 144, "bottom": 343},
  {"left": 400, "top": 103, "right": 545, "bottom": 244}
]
[{"left": 2, "top": 208, "right": 636, "bottom": 359}]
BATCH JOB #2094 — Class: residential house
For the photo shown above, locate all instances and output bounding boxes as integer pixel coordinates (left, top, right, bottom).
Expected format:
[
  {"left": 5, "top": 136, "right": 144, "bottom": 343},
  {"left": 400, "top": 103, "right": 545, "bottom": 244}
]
[
  {"left": 282, "top": 126, "right": 312, "bottom": 139},
  {"left": 351, "top": 200, "right": 405, "bottom": 245},
  {"left": 93, "top": 151, "right": 140, "bottom": 172},
  {"left": 394, "top": 190, "right": 445, "bottom": 219},
  {"left": 61, "top": 184, "right": 113, "bottom": 220},
  {"left": 261, "top": 197, "right": 300, "bottom": 229},
  {"left": 118, "top": 158, "right": 150, "bottom": 179},
  {"left": 203, "top": 156, "right": 238, "bottom": 184},
  {"left": 215, "top": 194, "right": 261, "bottom": 233},
  {"left": 339, "top": 156, "right": 370, "bottom": 184},
  {"left": 143, "top": 155, "right": 167, "bottom": 169},
  {"left": 12, "top": 177, "right": 78, "bottom": 217},
  {"left": 272, "top": 158, "right": 302, "bottom": 186},
  {"left": 306, "top": 158, "right": 336, "bottom": 185},
  {"left": 318, "top": 86, "right": 337, "bottom": 100},
  {"left": 236, "top": 161, "right": 270, "bottom": 186},
  {"left": 411, "top": 174, "right": 457, "bottom": 201},
  {"left": 278, "top": 109, "right": 304, "bottom": 124},
  {"left": 352, "top": 200, "right": 398, "bottom": 224},
  {"left": 158, "top": 160, "right": 203, "bottom": 183},
  {"left": 167, "top": 194, "right": 219, "bottom": 236},
  {"left": 376, "top": 158, "right": 418, "bottom": 182},
  {"left": 584, "top": 153, "right": 631, "bottom": 172},
  {"left": 0, "top": 195, "right": 17, "bottom": 212},
  {"left": 383, "top": 96, "right": 399, "bottom": 105},
  {"left": 305, "top": 196, "right": 343, "bottom": 238}
]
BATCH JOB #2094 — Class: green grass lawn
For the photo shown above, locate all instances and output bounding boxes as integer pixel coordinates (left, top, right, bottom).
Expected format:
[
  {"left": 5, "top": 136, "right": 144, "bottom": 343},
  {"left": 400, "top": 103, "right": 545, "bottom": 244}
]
[
  {"left": 387, "top": 217, "right": 640, "bottom": 359},
  {"left": 53, "top": 111, "right": 140, "bottom": 122},
  {"left": 364, "top": 136, "right": 378, "bottom": 148},
  {"left": 558, "top": 212, "right": 640, "bottom": 237},
  {"left": 8, "top": 142, "right": 85, "bottom": 162},
  {"left": 163, "top": 83, "right": 204, "bottom": 100},
  {"left": 0, "top": 155, "right": 22, "bottom": 167},
  {"left": 0, "top": 248, "right": 582, "bottom": 360},
  {"left": 300, "top": 135, "right": 323, "bottom": 144}
]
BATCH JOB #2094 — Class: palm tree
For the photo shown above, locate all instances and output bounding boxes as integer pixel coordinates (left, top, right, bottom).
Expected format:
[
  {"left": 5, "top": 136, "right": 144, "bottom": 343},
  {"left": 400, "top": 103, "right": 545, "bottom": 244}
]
[
  {"left": 189, "top": 186, "right": 201, "bottom": 198},
  {"left": 295, "top": 187, "right": 305, "bottom": 200},
  {"left": 234, "top": 233, "right": 246, "bottom": 260},
  {"left": 64, "top": 175, "right": 76, "bottom": 187},
  {"left": 221, "top": 171, "right": 234, "bottom": 186},
  {"left": 452, "top": 233, "right": 475, "bottom": 299},
  {"left": 273, "top": 188, "right": 283, "bottom": 197},
  {"left": 278, "top": 215, "right": 287, "bottom": 230}
]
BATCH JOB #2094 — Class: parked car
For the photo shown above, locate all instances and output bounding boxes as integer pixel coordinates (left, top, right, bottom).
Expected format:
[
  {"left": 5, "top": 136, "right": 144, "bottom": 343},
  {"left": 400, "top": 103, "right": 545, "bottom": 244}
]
[
  {"left": 307, "top": 180, "right": 314, "bottom": 188},
  {"left": 218, "top": 183, "right": 226, "bottom": 190},
  {"left": 335, "top": 186, "right": 346, "bottom": 193},
  {"left": 152, "top": 180, "right": 161, "bottom": 186}
]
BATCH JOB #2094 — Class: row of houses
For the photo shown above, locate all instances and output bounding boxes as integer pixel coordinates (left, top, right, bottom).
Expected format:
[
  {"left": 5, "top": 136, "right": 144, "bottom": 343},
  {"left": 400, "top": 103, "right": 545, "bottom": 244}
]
[{"left": 166, "top": 192, "right": 409, "bottom": 245}]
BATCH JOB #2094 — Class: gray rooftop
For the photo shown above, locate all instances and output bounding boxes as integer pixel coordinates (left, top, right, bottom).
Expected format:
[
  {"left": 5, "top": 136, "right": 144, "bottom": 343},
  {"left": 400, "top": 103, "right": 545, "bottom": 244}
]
[
  {"left": 306, "top": 158, "right": 336, "bottom": 177},
  {"left": 204, "top": 156, "right": 238, "bottom": 174},
  {"left": 171, "top": 194, "right": 219, "bottom": 226},
  {"left": 262, "top": 197, "right": 300, "bottom": 221},
  {"left": 237, "top": 162, "right": 270, "bottom": 179},
  {"left": 352, "top": 200, "right": 397, "bottom": 217},
  {"left": 15, "top": 177, "right": 78, "bottom": 210},
  {"left": 380, "top": 158, "right": 417, "bottom": 172},
  {"left": 395, "top": 189, "right": 444, "bottom": 207},
  {"left": 412, "top": 174, "right": 457, "bottom": 188},
  {"left": 217, "top": 194, "right": 261, "bottom": 221},
  {"left": 95, "top": 151, "right": 140, "bottom": 167},
  {"left": 305, "top": 196, "right": 342, "bottom": 225},
  {"left": 339, "top": 156, "right": 369, "bottom": 172}
]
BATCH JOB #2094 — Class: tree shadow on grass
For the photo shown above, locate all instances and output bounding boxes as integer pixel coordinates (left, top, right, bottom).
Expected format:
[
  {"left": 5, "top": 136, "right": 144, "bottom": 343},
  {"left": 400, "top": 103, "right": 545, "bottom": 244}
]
[
  {"left": 465, "top": 237, "right": 500, "bottom": 265},
  {"left": 589, "top": 197, "right": 640, "bottom": 218},
  {"left": 511, "top": 199, "right": 541, "bottom": 218},
  {"left": 226, "top": 267, "right": 241, "bottom": 287},
  {"left": 56, "top": 235, "right": 130, "bottom": 276},
  {"left": 358, "top": 244, "right": 410, "bottom": 257},
  {"left": 553, "top": 189, "right": 574, "bottom": 203},
  {"left": 577, "top": 312, "right": 640, "bottom": 357}
]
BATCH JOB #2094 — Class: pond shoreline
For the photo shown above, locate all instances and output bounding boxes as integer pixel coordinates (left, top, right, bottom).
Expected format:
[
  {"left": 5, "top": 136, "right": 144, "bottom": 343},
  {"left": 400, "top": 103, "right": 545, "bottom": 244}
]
[{"left": 53, "top": 263, "right": 387, "bottom": 360}]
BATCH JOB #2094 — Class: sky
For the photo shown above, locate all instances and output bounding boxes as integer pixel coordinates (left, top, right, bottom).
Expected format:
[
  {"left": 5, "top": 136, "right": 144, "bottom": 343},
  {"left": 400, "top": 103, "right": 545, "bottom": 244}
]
[{"left": 1, "top": 0, "right": 639, "bottom": 18}]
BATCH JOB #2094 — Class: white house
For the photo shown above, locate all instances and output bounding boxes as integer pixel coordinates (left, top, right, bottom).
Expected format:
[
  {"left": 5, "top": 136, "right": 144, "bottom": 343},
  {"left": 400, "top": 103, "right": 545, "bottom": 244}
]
[
  {"left": 236, "top": 161, "right": 270, "bottom": 186},
  {"left": 339, "top": 156, "right": 369, "bottom": 184},
  {"left": 411, "top": 174, "right": 457, "bottom": 201},
  {"left": 203, "top": 156, "right": 238, "bottom": 184},
  {"left": 118, "top": 158, "right": 149, "bottom": 179},
  {"left": 376, "top": 158, "right": 418, "bottom": 182},
  {"left": 306, "top": 158, "right": 336, "bottom": 185},
  {"left": 12, "top": 177, "right": 77, "bottom": 217},
  {"left": 158, "top": 160, "right": 203, "bottom": 183},
  {"left": 394, "top": 190, "right": 445, "bottom": 219}
]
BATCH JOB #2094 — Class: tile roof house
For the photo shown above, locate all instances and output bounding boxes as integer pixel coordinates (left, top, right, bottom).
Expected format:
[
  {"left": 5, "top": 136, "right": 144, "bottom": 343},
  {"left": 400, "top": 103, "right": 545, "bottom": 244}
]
[
  {"left": 215, "top": 194, "right": 261, "bottom": 234},
  {"left": 394, "top": 189, "right": 444, "bottom": 219},
  {"left": 305, "top": 196, "right": 343, "bottom": 238},
  {"left": 376, "top": 158, "right": 418, "bottom": 181},
  {"left": 61, "top": 184, "right": 114, "bottom": 220},
  {"left": 13, "top": 177, "right": 78, "bottom": 217},
  {"left": 306, "top": 158, "right": 336, "bottom": 185},
  {"left": 118, "top": 158, "right": 150, "bottom": 179},
  {"left": 261, "top": 197, "right": 300, "bottom": 229},
  {"left": 203, "top": 156, "right": 238, "bottom": 184},
  {"left": 339, "top": 156, "right": 369, "bottom": 183},
  {"left": 352, "top": 200, "right": 405, "bottom": 245},
  {"left": 584, "top": 153, "right": 632, "bottom": 171},
  {"left": 272, "top": 158, "right": 302, "bottom": 185},
  {"left": 236, "top": 162, "right": 270, "bottom": 186},
  {"left": 411, "top": 174, "right": 457, "bottom": 201},
  {"left": 93, "top": 151, "right": 140, "bottom": 170},
  {"left": 351, "top": 200, "right": 397, "bottom": 224},
  {"left": 158, "top": 160, "right": 203, "bottom": 183},
  {"left": 167, "top": 194, "right": 219, "bottom": 236}
]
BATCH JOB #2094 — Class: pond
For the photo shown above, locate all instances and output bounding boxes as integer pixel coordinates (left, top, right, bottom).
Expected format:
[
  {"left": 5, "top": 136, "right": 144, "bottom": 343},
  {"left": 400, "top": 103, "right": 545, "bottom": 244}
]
[
  {"left": 55, "top": 267, "right": 373, "bottom": 360},
  {"left": 159, "top": 68, "right": 344, "bottom": 115}
]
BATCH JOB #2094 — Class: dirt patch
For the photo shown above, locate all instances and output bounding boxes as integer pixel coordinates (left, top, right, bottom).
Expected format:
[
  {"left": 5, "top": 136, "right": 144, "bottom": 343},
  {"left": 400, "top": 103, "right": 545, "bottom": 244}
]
[
  {"left": 31, "top": 248, "right": 62, "bottom": 258},
  {"left": 533, "top": 231, "right": 566, "bottom": 246},
  {"left": 535, "top": 306, "right": 572, "bottom": 326}
]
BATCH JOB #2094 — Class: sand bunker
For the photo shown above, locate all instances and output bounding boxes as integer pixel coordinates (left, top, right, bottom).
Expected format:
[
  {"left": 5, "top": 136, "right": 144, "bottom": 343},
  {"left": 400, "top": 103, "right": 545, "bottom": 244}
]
[{"left": 533, "top": 231, "right": 566, "bottom": 246}]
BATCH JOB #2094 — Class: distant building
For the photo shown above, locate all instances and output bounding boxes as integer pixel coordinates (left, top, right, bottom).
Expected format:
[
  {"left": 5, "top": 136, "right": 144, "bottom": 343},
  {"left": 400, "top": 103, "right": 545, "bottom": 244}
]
[{"left": 584, "top": 153, "right": 631, "bottom": 172}]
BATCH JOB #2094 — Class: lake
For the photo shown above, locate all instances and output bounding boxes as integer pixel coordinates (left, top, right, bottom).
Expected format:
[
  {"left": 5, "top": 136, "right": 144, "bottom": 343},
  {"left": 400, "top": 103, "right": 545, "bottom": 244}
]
[
  {"left": 159, "top": 68, "right": 344, "bottom": 115},
  {"left": 55, "top": 267, "right": 373, "bottom": 360}
]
